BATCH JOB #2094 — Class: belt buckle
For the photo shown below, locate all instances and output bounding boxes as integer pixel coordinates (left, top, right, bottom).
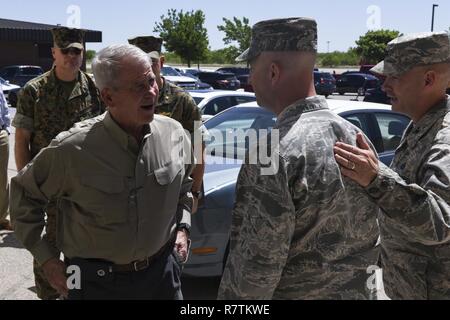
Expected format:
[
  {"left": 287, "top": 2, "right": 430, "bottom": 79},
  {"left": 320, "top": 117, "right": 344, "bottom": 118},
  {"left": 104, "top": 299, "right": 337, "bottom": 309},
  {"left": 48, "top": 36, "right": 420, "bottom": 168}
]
[{"left": 133, "top": 258, "right": 149, "bottom": 272}]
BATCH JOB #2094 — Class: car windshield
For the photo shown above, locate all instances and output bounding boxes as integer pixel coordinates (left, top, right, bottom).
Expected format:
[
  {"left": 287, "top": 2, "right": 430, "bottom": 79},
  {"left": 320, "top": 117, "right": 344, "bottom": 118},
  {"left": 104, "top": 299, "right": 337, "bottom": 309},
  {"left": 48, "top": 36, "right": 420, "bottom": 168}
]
[
  {"left": 21, "top": 67, "right": 42, "bottom": 76},
  {"left": 204, "top": 107, "right": 277, "bottom": 160},
  {"left": 161, "top": 67, "right": 181, "bottom": 77},
  {"left": 192, "top": 97, "right": 204, "bottom": 105}
]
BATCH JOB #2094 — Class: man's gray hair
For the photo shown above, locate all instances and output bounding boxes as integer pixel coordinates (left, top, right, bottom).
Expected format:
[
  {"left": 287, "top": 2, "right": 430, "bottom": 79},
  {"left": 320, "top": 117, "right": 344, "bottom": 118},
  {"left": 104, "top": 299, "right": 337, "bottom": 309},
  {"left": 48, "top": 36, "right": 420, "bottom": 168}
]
[{"left": 92, "top": 44, "right": 150, "bottom": 91}]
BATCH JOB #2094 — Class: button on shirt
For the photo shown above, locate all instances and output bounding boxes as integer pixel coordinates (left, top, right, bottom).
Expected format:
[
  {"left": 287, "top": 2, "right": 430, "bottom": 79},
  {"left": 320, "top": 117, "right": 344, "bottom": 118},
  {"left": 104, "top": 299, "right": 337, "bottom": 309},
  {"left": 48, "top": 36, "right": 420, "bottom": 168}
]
[{"left": 11, "top": 112, "right": 195, "bottom": 266}]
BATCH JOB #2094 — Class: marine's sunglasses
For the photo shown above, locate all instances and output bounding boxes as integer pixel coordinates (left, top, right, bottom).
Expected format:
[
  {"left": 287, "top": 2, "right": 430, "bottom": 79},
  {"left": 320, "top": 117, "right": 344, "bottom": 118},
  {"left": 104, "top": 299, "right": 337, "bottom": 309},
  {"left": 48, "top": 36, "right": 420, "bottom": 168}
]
[{"left": 60, "top": 48, "right": 83, "bottom": 55}]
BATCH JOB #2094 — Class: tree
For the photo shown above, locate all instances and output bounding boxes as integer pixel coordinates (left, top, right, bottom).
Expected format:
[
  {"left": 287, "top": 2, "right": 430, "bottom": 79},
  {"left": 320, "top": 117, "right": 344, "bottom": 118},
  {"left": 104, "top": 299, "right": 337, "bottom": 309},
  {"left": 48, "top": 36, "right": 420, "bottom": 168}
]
[
  {"left": 217, "top": 17, "right": 252, "bottom": 58},
  {"left": 355, "top": 30, "right": 400, "bottom": 65},
  {"left": 154, "top": 9, "right": 209, "bottom": 67},
  {"left": 86, "top": 50, "right": 96, "bottom": 61}
]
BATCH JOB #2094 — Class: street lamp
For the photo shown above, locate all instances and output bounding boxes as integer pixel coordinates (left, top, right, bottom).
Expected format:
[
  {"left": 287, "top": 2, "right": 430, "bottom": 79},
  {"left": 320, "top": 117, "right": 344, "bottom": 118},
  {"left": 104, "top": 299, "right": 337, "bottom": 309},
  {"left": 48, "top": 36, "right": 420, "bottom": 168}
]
[
  {"left": 327, "top": 41, "right": 331, "bottom": 53},
  {"left": 431, "top": 4, "right": 439, "bottom": 32}
]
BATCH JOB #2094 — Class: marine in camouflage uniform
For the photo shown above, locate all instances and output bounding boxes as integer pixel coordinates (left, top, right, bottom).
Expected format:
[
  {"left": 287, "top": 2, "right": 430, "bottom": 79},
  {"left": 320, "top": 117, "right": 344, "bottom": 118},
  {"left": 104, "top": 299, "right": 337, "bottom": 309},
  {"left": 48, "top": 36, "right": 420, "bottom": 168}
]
[
  {"left": 218, "top": 18, "right": 380, "bottom": 300},
  {"left": 12, "top": 27, "right": 105, "bottom": 300},
  {"left": 335, "top": 32, "right": 450, "bottom": 299}
]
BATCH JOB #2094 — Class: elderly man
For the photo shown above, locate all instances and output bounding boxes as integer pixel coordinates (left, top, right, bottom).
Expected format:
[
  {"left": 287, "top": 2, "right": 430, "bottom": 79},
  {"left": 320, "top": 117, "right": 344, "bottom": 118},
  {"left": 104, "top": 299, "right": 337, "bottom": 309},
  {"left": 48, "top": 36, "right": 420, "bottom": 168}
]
[
  {"left": 334, "top": 32, "right": 450, "bottom": 300},
  {"left": 218, "top": 18, "right": 380, "bottom": 300},
  {"left": 0, "top": 88, "right": 11, "bottom": 230},
  {"left": 12, "top": 26, "right": 105, "bottom": 300},
  {"left": 11, "top": 44, "right": 195, "bottom": 300},
  {"left": 128, "top": 36, "right": 204, "bottom": 212}
]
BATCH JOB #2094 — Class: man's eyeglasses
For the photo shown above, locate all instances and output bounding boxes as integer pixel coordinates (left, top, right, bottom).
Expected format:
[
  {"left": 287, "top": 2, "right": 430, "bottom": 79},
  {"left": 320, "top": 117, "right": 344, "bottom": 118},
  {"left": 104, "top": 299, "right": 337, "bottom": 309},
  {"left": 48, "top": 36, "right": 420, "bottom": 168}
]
[{"left": 60, "top": 48, "right": 83, "bottom": 55}]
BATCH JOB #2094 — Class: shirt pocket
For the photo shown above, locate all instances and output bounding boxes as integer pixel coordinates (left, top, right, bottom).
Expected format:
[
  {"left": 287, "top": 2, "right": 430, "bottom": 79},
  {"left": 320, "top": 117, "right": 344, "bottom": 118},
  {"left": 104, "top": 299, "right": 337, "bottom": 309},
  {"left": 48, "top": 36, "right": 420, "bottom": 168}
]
[
  {"left": 146, "top": 160, "right": 184, "bottom": 217},
  {"left": 79, "top": 175, "right": 128, "bottom": 225},
  {"left": 154, "top": 160, "right": 184, "bottom": 185}
]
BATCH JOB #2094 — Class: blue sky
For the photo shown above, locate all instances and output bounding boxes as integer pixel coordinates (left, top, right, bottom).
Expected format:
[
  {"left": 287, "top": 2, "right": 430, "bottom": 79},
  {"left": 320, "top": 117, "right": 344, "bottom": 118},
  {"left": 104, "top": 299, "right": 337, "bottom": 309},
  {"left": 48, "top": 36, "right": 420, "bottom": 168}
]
[{"left": 2, "top": 0, "right": 449, "bottom": 53}]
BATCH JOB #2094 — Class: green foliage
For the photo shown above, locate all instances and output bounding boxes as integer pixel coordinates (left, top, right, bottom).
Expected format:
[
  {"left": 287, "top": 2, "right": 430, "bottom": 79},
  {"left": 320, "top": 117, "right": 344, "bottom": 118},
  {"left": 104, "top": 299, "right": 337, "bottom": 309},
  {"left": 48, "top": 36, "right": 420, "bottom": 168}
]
[
  {"left": 154, "top": 9, "right": 209, "bottom": 67},
  {"left": 85, "top": 50, "right": 96, "bottom": 61},
  {"left": 317, "top": 49, "right": 359, "bottom": 67},
  {"left": 217, "top": 17, "right": 252, "bottom": 56},
  {"left": 355, "top": 30, "right": 400, "bottom": 64}
]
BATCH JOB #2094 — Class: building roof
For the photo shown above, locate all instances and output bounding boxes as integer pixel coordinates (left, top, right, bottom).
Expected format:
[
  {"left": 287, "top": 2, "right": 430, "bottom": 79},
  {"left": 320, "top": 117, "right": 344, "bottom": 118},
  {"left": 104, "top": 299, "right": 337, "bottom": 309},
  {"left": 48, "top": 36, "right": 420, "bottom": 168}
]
[{"left": 0, "top": 18, "right": 102, "bottom": 43}]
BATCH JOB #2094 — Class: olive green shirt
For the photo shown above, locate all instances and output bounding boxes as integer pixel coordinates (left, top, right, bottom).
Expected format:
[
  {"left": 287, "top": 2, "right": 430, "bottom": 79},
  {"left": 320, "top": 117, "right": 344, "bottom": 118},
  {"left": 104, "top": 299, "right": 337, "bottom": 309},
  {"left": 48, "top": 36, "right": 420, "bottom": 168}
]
[
  {"left": 11, "top": 113, "right": 195, "bottom": 266},
  {"left": 12, "top": 68, "right": 105, "bottom": 158}
]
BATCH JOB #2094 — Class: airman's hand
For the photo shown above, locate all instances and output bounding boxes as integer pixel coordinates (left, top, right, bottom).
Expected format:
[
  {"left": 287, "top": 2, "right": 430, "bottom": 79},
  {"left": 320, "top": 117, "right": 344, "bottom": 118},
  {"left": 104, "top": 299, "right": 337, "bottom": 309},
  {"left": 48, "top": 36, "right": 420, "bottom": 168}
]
[{"left": 334, "top": 132, "right": 379, "bottom": 187}]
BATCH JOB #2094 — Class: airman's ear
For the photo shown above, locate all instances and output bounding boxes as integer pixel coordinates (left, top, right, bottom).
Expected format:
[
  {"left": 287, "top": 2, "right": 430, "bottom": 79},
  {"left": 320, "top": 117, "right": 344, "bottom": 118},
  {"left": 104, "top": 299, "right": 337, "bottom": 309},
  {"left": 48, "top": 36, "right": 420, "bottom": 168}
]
[
  {"left": 270, "top": 62, "right": 281, "bottom": 86},
  {"left": 424, "top": 70, "right": 437, "bottom": 87}
]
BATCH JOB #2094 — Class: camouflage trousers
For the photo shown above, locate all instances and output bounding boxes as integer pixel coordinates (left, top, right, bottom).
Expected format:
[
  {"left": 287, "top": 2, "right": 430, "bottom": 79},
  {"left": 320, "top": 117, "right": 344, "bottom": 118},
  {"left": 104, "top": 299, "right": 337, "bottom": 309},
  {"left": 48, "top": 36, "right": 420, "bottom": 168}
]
[{"left": 33, "top": 204, "right": 60, "bottom": 300}]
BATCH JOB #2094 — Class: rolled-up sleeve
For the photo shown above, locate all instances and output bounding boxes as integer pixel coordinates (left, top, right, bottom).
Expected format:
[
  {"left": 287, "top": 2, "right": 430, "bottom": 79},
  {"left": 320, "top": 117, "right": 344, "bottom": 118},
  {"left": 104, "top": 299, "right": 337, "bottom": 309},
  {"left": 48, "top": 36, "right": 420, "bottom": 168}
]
[
  {"left": 176, "top": 129, "right": 196, "bottom": 227},
  {"left": 10, "top": 141, "right": 66, "bottom": 265},
  {"left": 12, "top": 85, "right": 36, "bottom": 132},
  {"left": 365, "top": 143, "right": 450, "bottom": 246}
]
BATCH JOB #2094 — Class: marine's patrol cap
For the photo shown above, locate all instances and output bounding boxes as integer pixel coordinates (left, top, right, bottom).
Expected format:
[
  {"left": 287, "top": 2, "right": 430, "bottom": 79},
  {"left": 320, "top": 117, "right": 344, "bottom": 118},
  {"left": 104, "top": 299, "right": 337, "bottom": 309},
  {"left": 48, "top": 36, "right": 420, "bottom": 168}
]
[
  {"left": 371, "top": 32, "right": 450, "bottom": 76},
  {"left": 51, "top": 27, "right": 85, "bottom": 50},
  {"left": 128, "top": 36, "right": 163, "bottom": 59},
  {"left": 236, "top": 17, "right": 317, "bottom": 62}
]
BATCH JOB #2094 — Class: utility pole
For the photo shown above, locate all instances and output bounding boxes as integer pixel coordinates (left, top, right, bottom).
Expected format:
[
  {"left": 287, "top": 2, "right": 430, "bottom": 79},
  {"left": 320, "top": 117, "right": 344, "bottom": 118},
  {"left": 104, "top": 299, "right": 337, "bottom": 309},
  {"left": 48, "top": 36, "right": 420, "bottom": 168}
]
[
  {"left": 327, "top": 41, "right": 330, "bottom": 53},
  {"left": 431, "top": 4, "right": 439, "bottom": 32}
]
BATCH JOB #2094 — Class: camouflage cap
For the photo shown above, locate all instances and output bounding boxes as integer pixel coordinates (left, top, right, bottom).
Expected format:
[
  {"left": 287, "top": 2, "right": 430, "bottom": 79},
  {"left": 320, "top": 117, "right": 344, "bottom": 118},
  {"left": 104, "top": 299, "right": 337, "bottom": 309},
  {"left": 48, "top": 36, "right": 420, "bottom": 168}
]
[
  {"left": 128, "top": 36, "right": 163, "bottom": 56},
  {"left": 236, "top": 17, "right": 317, "bottom": 62},
  {"left": 51, "top": 27, "right": 85, "bottom": 50},
  {"left": 371, "top": 31, "right": 450, "bottom": 76}
]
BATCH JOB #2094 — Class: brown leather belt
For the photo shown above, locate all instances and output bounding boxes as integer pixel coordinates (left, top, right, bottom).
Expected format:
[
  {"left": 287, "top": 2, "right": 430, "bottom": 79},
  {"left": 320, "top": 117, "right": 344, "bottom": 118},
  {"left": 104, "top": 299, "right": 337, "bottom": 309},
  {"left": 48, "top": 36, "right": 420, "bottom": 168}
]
[{"left": 111, "top": 236, "right": 176, "bottom": 273}]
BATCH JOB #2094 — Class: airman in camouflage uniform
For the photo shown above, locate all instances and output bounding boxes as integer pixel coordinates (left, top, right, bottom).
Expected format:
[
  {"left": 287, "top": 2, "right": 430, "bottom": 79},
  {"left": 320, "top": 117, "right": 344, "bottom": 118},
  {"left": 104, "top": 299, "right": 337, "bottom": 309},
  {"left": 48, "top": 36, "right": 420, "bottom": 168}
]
[
  {"left": 334, "top": 32, "right": 450, "bottom": 299},
  {"left": 12, "top": 27, "right": 105, "bottom": 300},
  {"left": 128, "top": 36, "right": 204, "bottom": 208},
  {"left": 218, "top": 18, "right": 380, "bottom": 300}
]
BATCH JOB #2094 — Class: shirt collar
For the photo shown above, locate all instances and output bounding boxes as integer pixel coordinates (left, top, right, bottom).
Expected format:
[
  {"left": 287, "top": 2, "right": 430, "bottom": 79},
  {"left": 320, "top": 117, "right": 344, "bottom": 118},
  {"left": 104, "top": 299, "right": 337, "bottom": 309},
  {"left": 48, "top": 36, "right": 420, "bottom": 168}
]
[
  {"left": 275, "top": 95, "right": 329, "bottom": 128},
  {"left": 103, "top": 112, "right": 152, "bottom": 154},
  {"left": 408, "top": 96, "right": 449, "bottom": 142}
]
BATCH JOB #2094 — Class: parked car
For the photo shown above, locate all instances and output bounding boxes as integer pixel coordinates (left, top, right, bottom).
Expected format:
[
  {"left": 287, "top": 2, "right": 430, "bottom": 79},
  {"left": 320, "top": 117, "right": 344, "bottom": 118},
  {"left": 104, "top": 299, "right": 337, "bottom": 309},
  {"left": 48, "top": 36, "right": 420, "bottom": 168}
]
[
  {"left": 336, "top": 73, "right": 380, "bottom": 95},
  {"left": 314, "top": 71, "right": 336, "bottom": 97},
  {"left": 0, "top": 65, "right": 44, "bottom": 87},
  {"left": 188, "top": 90, "right": 256, "bottom": 121},
  {"left": 0, "top": 77, "right": 20, "bottom": 103},
  {"left": 196, "top": 72, "right": 240, "bottom": 91},
  {"left": 177, "top": 71, "right": 212, "bottom": 90},
  {"left": 216, "top": 67, "right": 251, "bottom": 91},
  {"left": 161, "top": 65, "right": 198, "bottom": 90},
  {"left": 364, "top": 85, "right": 390, "bottom": 105},
  {"left": 184, "top": 99, "right": 410, "bottom": 277},
  {"left": 359, "top": 65, "right": 376, "bottom": 74}
]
